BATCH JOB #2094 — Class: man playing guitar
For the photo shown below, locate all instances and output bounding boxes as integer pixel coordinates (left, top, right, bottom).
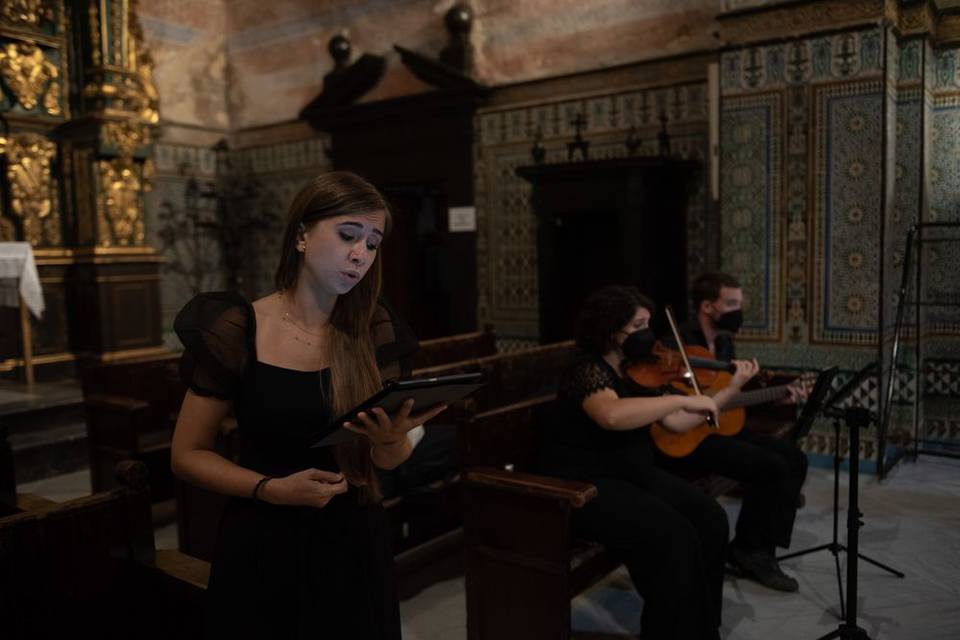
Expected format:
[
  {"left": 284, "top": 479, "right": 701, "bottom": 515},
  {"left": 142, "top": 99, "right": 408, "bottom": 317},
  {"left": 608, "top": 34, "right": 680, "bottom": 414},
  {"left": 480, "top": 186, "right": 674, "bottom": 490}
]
[{"left": 657, "top": 272, "right": 809, "bottom": 593}]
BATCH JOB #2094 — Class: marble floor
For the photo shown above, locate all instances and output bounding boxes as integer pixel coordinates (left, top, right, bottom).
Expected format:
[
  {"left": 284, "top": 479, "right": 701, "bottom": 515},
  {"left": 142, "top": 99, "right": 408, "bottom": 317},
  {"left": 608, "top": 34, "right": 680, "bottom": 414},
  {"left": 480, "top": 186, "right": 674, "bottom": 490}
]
[{"left": 19, "top": 455, "right": 960, "bottom": 640}]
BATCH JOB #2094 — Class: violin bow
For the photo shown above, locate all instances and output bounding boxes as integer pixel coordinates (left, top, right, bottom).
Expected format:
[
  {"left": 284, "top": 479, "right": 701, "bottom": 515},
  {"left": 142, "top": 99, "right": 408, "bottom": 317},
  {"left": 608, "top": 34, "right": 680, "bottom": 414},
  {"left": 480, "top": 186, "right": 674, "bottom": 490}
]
[{"left": 663, "top": 305, "right": 718, "bottom": 429}]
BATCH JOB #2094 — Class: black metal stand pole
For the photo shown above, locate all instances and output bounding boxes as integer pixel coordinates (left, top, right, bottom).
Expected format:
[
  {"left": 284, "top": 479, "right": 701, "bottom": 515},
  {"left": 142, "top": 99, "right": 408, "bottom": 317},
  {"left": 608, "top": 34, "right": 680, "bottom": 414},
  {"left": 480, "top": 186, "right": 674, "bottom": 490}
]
[
  {"left": 778, "top": 418, "right": 847, "bottom": 618},
  {"left": 779, "top": 418, "right": 906, "bottom": 621},
  {"left": 817, "top": 407, "right": 875, "bottom": 639}
]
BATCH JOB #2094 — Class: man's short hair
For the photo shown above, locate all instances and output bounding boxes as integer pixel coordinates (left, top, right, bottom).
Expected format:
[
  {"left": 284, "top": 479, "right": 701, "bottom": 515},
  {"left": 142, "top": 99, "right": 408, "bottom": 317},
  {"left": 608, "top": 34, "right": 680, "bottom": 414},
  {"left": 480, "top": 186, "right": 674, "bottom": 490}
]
[{"left": 691, "top": 272, "right": 741, "bottom": 310}]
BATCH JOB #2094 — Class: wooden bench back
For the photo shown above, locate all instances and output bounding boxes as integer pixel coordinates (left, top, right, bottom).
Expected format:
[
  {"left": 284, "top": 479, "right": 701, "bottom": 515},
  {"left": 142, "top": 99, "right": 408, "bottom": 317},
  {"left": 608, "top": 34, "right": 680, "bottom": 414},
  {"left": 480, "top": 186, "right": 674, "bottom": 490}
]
[
  {"left": 409, "top": 325, "right": 497, "bottom": 370},
  {"left": 413, "top": 340, "right": 576, "bottom": 413},
  {"left": 0, "top": 461, "right": 159, "bottom": 639},
  {"left": 79, "top": 352, "right": 184, "bottom": 414},
  {"left": 459, "top": 395, "right": 557, "bottom": 472},
  {"left": 79, "top": 352, "right": 185, "bottom": 498}
]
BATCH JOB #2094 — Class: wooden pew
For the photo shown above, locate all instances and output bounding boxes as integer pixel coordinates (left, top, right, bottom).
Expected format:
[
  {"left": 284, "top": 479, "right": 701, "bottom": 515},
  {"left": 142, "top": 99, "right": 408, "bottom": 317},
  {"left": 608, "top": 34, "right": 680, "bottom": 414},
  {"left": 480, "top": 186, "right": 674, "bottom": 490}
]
[
  {"left": 461, "top": 395, "right": 615, "bottom": 640},
  {"left": 376, "top": 341, "right": 577, "bottom": 555},
  {"left": 79, "top": 352, "right": 184, "bottom": 502},
  {"left": 0, "top": 460, "right": 208, "bottom": 640},
  {"left": 412, "top": 340, "right": 577, "bottom": 413},
  {"left": 408, "top": 324, "right": 497, "bottom": 370}
]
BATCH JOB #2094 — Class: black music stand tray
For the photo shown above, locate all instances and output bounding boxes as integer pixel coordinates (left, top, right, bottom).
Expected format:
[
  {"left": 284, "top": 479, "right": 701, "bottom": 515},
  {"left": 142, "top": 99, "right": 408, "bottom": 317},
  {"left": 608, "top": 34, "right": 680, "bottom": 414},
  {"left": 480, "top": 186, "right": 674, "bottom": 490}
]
[{"left": 777, "top": 363, "right": 905, "bottom": 635}]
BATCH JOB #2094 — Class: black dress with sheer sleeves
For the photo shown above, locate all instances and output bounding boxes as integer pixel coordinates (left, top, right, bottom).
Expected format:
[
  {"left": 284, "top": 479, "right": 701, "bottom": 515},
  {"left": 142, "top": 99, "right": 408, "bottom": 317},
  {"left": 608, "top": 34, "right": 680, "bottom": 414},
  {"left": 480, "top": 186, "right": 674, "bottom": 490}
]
[{"left": 175, "top": 291, "right": 416, "bottom": 640}]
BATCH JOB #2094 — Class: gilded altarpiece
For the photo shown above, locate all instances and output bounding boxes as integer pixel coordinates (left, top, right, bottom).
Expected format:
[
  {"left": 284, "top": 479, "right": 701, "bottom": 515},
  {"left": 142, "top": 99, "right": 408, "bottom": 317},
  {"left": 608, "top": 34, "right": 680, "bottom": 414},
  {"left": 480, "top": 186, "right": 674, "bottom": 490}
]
[
  {"left": 0, "top": 0, "right": 71, "bottom": 372},
  {"left": 0, "top": 0, "right": 163, "bottom": 377},
  {"left": 58, "top": 0, "right": 161, "bottom": 360}
]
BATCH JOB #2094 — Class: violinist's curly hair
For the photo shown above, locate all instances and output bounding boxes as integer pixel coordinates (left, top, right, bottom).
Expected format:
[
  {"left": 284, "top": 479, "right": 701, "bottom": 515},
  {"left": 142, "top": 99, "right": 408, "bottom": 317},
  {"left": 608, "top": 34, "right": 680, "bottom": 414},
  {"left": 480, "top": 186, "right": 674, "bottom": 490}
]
[{"left": 575, "top": 285, "right": 656, "bottom": 356}]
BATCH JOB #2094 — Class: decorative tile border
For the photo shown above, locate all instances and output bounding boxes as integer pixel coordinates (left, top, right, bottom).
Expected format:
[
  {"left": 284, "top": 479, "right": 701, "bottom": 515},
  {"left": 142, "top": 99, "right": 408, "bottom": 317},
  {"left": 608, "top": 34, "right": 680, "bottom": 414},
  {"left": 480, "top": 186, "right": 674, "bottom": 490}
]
[
  {"left": 721, "top": 28, "right": 884, "bottom": 96},
  {"left": 784, "top": 84, "right": 810, "bottom": 343}
]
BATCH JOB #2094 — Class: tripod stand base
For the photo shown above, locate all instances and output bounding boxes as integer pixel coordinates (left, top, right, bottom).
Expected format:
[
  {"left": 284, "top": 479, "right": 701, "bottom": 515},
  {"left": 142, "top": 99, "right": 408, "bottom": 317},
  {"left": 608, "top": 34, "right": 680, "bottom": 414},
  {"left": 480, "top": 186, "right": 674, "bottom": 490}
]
[
  {"left": 817, "top": 623, "right": 872, "bottom": 640},
  {"left": 778, "top": 543, "right": 905, "bottom": 579}
]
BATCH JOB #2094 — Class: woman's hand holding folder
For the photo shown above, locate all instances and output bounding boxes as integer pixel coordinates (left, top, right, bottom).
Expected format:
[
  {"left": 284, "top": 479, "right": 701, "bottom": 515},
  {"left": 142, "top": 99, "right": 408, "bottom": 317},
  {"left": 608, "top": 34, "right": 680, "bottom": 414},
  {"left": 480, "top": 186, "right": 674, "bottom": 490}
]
[{"left": 343, "top": 397, "right": 448, "bottom": 449}]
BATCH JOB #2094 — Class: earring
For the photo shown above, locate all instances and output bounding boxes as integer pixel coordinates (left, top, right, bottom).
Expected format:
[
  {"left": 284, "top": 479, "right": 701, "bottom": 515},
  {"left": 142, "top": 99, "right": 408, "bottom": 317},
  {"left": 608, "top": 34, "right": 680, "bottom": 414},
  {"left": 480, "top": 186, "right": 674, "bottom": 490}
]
[{"left": 297, "top": 242, "right": 306, "bottom": 252}]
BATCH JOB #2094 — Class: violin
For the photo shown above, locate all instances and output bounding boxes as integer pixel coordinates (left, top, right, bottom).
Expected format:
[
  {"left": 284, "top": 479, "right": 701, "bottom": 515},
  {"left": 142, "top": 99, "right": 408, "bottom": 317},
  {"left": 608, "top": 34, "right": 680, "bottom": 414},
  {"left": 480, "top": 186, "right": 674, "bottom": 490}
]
[
  {"left": 643, "top": 346, "right": 817, "bottom": 458},
  {"left": 625, "top": 341, "right": 735, "bottom": 390}
]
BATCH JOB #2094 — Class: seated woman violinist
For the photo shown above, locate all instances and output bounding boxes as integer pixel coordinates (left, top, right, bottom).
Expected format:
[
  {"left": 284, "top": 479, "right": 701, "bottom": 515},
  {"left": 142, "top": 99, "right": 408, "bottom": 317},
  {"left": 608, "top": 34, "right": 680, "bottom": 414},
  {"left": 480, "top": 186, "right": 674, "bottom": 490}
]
[{"left": 537, "top": 285, "right": 728, "bottom": 640}]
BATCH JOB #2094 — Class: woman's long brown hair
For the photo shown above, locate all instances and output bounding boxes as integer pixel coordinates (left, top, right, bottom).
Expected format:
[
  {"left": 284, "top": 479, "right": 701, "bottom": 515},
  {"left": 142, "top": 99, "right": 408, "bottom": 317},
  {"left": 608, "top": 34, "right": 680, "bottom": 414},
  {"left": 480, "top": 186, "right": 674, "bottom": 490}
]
[{"left": 275, "top": 171, "right": 392, "bottom": 502}]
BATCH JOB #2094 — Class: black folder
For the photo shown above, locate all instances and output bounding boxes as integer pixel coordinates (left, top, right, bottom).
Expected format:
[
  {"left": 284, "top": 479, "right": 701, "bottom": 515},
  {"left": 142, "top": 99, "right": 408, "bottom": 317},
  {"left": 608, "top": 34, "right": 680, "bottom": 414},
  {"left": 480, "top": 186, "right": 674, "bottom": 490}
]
[{"left": 310, "top": 372, "right": 484, "bottom": 447}]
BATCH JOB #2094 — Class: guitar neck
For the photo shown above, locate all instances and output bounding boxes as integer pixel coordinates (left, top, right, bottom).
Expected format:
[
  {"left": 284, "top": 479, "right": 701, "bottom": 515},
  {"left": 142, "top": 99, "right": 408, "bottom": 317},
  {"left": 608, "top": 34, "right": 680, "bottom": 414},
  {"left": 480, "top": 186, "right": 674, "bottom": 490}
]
[{"left": 725, "top": 384, "right": 792, "bottom": 410}]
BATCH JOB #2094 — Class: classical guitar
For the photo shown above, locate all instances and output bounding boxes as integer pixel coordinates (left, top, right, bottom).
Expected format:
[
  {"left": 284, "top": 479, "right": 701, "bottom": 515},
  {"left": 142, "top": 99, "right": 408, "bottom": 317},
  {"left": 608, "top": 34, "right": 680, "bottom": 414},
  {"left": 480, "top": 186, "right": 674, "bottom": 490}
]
[{"left": 650, "top": 373, "right": 815, "bottom": 458}]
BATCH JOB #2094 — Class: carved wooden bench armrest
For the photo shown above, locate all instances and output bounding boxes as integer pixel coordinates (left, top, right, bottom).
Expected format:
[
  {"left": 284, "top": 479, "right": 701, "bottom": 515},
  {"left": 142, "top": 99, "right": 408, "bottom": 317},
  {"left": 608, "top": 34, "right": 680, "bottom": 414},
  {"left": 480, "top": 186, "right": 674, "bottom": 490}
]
[{"left": 464, "top": 467, "right": 596, "bottom": 508}]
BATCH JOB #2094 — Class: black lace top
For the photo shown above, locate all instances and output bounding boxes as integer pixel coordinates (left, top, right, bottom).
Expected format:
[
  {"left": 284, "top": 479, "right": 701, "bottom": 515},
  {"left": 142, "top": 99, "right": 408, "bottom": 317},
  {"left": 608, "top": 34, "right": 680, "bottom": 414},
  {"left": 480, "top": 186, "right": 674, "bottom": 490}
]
[{"left": 543, "top": 353, "right": 671, "bottom": 481}]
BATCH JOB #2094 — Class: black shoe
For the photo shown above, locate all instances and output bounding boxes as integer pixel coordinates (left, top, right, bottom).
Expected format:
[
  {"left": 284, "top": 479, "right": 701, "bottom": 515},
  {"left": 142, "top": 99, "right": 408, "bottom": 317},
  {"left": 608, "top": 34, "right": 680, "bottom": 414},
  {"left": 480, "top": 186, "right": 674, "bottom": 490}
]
[{"left": 729, "top": 546, "right": 799, "bottom": 592}]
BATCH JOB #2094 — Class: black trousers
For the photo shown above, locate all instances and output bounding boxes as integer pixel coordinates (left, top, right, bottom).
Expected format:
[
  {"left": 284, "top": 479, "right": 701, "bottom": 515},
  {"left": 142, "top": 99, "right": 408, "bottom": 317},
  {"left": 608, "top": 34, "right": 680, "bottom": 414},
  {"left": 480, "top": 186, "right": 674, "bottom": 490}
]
[
  {"left": 657, "top": 429, "right": 808, "bottom": 552},
  {"left": 561, "top": 463, "right": 728, "bottom": 640}
]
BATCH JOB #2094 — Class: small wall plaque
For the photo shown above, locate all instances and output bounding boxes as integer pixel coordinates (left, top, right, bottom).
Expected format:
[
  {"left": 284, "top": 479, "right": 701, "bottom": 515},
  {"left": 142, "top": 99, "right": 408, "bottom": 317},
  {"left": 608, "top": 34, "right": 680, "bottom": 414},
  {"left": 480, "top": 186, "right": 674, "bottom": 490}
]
[{"left": 449, "top": 206, "right": 477, "bottom": 232}]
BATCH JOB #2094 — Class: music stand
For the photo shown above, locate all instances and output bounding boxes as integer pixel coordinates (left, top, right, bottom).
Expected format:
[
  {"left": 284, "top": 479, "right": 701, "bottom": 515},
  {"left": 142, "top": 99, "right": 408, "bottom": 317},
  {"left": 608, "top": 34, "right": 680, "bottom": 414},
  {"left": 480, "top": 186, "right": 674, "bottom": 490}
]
[
  {"left": 777, "top": 363, "right": 905, "bottom": 636},
  {"left": 789, "top": 366, "right": 840, "bottom": 443}
]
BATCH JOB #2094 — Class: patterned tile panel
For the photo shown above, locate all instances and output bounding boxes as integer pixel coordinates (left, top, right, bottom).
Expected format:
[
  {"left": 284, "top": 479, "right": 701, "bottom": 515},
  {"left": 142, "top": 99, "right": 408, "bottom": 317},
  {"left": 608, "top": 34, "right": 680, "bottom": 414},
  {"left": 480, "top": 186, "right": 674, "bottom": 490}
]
[
  {"left": 898, "top": 38, "right": 923, "bottom": 84},
  {"left": 812, "top": 80, "right": 884, "bottom": 345},
  {"left": 933, "top": 48, "right": 960, "bottom": 90},
  {"left": 927, "top": 84, "right": 960, "bottom": 336},
  {"left": 925, "top": 359, "right": 960, "bottom": 397},
  {"left": 154, "top": 143, "right": 218, "bottom": 177},
  {"left": 719, "top": 92, "right": 782, "bottom": 340}
]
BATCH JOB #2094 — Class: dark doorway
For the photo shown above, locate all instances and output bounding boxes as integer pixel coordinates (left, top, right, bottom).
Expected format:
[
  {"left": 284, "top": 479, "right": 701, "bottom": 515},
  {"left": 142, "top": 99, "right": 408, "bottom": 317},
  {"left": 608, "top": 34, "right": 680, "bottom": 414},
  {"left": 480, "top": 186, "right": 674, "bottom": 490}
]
[
  {"left": 381, "top": 183, "right": 476, "bottom": 340},
  {"left": 517, "top": 158, "right": 699, "bottom": 343}
]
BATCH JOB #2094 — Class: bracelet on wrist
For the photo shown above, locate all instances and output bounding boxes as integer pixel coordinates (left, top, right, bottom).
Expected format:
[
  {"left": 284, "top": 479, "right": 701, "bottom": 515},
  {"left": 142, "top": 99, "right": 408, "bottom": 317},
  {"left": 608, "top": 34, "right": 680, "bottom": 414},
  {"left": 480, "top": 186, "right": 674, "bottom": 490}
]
[{"left": 252, "top": 475, "right": 272, "bottom": 502}]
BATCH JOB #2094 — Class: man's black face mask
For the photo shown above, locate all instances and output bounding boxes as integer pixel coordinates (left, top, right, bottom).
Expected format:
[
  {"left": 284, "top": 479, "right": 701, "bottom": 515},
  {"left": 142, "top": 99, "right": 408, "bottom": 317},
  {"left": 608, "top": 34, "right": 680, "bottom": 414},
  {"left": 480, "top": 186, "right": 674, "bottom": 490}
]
[{"left": 715, "top": 308, "right": 744, "bottom": 334}]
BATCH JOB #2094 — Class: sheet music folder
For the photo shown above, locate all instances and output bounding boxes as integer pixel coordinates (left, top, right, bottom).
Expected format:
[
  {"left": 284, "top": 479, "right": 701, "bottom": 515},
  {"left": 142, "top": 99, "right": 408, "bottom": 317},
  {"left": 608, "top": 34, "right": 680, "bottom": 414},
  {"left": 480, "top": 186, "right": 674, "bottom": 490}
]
[{"left": 310, "top": 372, "right": 484, "bottom": 448}]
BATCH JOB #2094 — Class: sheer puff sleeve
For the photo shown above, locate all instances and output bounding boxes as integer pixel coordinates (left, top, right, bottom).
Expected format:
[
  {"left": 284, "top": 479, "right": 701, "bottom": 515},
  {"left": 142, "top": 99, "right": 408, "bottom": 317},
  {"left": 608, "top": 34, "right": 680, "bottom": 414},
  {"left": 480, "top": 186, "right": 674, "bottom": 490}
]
[
  {"left": 371, "top": 298, "right": 419, "bottom": 382},
  {"left": 174, "top": 291, "right": 253, "bottom": 400}
]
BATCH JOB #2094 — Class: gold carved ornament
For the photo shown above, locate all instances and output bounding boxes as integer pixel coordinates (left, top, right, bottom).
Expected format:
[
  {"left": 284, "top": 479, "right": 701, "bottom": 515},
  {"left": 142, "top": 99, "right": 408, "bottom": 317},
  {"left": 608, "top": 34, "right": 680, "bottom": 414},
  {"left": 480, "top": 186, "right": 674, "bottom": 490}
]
[
  {"left": 97, "top": 158, "right": 145, "bottom": 247},
  {"left": 0, "top": 133, "right": 57, "bottom": 246},
  {"left": 82, "top": 0, "right": 158, "bottom": 124},
  {"left": 0, "top": 41, "right": 60, "bottom": 114},
  {"left": 125, "top": 5, "right": 159, "bottom": 125},
  {"left": 1, "top": 0, "right": 48, "bottom": 28},
  {"left": 101, "top": 120, "right": 149, "bottom": 158},
  {"left": 0, "top": 216, "right": 14, "bottom": 240}
]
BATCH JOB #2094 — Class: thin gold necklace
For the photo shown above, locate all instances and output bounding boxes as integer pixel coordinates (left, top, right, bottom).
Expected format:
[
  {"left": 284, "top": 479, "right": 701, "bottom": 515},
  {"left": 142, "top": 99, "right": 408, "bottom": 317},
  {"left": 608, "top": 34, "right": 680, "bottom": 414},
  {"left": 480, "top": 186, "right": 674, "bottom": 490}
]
[{"left": 280, "top": 293, "right": 326, "bottom": 345}]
